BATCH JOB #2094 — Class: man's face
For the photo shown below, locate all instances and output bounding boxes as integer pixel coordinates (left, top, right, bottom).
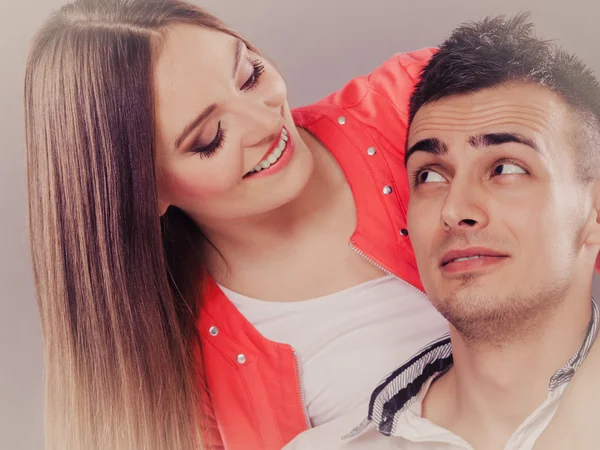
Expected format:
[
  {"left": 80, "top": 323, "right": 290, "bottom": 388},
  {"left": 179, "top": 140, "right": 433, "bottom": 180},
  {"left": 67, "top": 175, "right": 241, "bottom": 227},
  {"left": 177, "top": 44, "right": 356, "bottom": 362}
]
[{"left": 406, "top": 83, "right": 596, "bottom": 343}]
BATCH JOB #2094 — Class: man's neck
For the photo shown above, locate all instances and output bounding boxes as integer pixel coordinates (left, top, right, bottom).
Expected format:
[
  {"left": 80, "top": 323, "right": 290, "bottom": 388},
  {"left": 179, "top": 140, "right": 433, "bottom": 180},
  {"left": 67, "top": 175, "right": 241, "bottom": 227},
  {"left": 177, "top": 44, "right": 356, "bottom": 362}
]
[
  {"left": 533, "top": 338, "right": 600, "bottom": 450},
  {"left": 422, "top": 296, "right": 593, "bottom": 450}
]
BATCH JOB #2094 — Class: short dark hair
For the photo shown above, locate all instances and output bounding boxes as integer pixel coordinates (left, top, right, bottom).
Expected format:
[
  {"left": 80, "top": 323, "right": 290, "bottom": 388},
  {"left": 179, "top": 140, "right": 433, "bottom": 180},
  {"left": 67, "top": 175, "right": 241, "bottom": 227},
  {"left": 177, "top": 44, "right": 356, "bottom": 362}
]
[{"left": 408, "top": 13, "right": 600, "bottom": 180}]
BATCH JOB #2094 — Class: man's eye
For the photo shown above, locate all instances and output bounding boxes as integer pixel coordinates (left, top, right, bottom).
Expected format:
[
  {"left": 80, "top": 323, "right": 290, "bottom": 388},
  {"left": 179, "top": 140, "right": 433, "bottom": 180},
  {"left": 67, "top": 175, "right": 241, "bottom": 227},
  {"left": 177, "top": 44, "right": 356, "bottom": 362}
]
[
  {"left": 418, "top": 170, "right": 446, "bottom": 184},
  {"left": 493, "top": 163, "right": 527, "bottom": 176}
]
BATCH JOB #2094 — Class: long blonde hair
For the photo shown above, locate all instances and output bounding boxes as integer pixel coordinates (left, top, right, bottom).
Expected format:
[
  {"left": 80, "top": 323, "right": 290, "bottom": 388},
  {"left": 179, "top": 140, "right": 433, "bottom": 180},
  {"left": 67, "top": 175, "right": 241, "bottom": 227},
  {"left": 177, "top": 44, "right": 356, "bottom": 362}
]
[{"left": 24, "top": 1, "right": 244, "bottom": 448}]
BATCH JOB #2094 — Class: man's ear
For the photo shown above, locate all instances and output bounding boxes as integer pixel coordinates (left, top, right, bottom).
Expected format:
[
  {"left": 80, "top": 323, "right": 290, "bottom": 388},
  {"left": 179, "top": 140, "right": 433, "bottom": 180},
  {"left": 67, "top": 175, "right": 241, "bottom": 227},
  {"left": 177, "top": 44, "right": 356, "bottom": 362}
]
[{"left": 584, "top": 179, "right": 600, "bottom": 246}]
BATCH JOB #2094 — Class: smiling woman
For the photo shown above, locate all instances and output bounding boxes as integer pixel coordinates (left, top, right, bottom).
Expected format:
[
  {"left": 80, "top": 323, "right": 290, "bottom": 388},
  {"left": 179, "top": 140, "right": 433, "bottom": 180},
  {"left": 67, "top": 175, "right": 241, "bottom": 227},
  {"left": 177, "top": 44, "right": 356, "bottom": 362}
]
[
  {"left": 24, "top": 1, "right": 449, "bottom": 449},
  {"left": 153, "top": 24, "right": 314, "bottom": 222}
]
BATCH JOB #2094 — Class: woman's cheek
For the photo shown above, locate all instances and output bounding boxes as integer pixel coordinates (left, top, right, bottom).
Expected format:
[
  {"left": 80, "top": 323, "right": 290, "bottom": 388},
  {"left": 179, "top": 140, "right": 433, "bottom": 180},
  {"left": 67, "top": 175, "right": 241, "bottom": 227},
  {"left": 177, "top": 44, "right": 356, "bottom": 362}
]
[{"left": 166, "top": 160, "right": 241, "bottom": 202}]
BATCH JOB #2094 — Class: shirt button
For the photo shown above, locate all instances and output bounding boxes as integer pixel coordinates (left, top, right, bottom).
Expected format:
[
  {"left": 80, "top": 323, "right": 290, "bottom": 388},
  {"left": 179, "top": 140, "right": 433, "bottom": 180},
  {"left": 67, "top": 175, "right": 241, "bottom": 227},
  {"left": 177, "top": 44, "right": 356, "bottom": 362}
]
[
  {"left": 209, "top": 326, "right": 219, "bottom": 336},
  {"left": 237, "top": 354, "right": 247, "bottom": 364},
  {"left": 367, "top": 147, "right": 376, "bottom": 155},
  {"left": 400, "top": 228, "right": 409, "bottom": 236},
  {"left": 337, "top": 116, "right": 347, "bottom": 125},
  {"left": 382, "top": 185, "right": 393, "bottom": 195}
]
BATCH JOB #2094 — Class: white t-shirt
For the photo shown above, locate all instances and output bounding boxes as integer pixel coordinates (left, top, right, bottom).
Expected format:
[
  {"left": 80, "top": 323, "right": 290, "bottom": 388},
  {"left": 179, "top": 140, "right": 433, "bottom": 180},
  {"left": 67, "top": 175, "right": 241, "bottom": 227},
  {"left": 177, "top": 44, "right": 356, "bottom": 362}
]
[{"left": 219, "top": 275, "right": 449, "bottom": 427}]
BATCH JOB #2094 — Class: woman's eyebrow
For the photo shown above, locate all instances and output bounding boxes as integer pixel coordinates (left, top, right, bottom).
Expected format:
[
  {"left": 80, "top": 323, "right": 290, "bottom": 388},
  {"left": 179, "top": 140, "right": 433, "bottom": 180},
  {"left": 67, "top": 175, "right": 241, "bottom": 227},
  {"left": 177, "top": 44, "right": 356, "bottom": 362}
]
[{"left": 174, "top": 39, "right": 242, "bottom": 150}]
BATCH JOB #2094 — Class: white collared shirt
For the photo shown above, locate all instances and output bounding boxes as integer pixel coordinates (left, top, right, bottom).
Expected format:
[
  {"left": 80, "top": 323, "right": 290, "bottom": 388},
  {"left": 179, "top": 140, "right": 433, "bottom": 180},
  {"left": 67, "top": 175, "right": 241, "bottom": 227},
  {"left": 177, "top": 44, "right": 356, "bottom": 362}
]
[
  {"left": 285, "top": 377, "right": 569, "bottom": 450},
  {"left": 284, "top": 302, "right": 599, "bottom": 450}
]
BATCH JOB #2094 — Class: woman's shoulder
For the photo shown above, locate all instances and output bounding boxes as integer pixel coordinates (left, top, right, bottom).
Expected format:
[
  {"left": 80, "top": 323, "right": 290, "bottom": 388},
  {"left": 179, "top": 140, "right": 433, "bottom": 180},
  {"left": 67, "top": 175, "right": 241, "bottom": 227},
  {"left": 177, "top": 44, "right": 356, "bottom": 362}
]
[
  {"left": 366, "top": 47, "right": 437, "bottom": 98},
  {"left": 293, "top": 48, "right": 436, "bottom": 135},
  {"left": 304, "top": 47, "right": 434, "bottom": 107}
]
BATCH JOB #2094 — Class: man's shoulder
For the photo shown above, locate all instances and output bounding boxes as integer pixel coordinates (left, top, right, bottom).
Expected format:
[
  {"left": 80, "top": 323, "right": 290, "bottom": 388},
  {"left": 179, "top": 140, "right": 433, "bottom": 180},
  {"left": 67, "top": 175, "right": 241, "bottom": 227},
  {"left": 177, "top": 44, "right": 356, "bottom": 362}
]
[{"left": 534, "top": 341, "right": 600, "bottom": 449}]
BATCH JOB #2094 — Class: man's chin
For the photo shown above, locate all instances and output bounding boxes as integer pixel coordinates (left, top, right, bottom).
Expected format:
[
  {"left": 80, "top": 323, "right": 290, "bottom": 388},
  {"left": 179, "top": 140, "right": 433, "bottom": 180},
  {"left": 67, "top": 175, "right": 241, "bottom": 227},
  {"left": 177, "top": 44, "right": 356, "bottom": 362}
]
[
  {"left": 429, "top": 274, "right": 493, "bottom": 300},
  {"left": 430, "top": 291, "right": 533, "bottom": 345}
]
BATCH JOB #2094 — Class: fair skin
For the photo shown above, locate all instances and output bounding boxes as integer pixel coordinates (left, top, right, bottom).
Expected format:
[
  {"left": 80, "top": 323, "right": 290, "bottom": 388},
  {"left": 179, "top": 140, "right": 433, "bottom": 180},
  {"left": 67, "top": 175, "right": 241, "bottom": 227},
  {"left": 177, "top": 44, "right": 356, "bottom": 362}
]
[
  {"left": 406, "top": 83, "right": 600, "bottom": 450},
  {"left": 533, "top": 338, "right": 600, "bottom": 449},
  {"left": 153, "top": 24, "right": 383, "bottom": 301}
]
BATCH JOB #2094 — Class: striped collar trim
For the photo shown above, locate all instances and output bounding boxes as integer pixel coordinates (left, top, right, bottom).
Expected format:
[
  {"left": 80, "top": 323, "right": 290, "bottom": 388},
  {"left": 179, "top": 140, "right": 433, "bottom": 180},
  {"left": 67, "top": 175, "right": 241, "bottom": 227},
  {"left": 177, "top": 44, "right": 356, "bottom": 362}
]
[
  {"left": 549, "top": 299, "right": 599, "bottom": 389},
  {"left": 342, "top": 334, "right": 452, "bottom": 439}
]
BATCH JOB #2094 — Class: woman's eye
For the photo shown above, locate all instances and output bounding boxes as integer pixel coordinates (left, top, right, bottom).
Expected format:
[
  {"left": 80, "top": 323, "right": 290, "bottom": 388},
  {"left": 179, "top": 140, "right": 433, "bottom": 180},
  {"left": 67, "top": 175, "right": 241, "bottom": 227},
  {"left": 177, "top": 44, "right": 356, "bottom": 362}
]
[
  {"left": 418, "top": 170, "right": 446, "bottom": 184},
  {"left": 493, "top": 163, "right": 527, "bottom": 176},
  {"left": 241, "top": 59, "right": 265, "bottom": 91},
  {"left": 191, "top": 122, "right": 225, "bottom": 159}
]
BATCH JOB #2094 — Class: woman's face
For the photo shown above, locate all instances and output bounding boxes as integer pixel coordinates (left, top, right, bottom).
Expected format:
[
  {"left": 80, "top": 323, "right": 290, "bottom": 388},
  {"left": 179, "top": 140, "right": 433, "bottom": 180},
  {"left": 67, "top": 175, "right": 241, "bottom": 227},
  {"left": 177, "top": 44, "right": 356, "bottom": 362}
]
[{"left": 153, "top": 24, "right": 314, "bottom": 224}]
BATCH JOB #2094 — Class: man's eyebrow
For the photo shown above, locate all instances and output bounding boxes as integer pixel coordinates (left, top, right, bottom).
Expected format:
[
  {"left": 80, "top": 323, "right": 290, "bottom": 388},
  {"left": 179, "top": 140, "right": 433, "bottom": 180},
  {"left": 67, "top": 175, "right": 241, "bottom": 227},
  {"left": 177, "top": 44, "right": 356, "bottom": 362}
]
[
  {"left": 405, "top": 138, "right": 448, "bottom": 165},
  {"left": 174, "top": 40, "right": 242, "bottom": 150},
  {"left": 468, "top": 133, "right": 540, "bottom": 152}
]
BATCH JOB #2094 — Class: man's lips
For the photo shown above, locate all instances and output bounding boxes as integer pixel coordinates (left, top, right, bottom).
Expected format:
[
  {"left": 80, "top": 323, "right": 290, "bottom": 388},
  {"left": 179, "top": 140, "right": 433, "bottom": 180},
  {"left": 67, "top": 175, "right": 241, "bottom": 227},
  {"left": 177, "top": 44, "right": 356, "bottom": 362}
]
[{"left": 440, "top": 247, "right": 509, "bottom": 267}]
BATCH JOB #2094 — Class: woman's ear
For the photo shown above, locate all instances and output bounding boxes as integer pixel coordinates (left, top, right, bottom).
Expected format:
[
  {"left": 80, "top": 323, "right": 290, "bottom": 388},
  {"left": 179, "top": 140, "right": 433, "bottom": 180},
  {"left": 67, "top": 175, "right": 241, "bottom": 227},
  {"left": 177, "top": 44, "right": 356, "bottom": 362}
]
[
  {"left": 156, "top": 172, "right": 170, "bottom": 216},
  {"left": 158, "top": 198, "right": 169, "bottom": 217}
]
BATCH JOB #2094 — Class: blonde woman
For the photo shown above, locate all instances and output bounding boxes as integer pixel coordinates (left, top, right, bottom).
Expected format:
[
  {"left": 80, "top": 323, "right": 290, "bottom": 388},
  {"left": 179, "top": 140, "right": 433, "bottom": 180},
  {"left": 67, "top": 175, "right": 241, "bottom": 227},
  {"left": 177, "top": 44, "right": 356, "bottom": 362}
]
[{"left": 24, "top": 1, "right": 448, "bottom": 449}]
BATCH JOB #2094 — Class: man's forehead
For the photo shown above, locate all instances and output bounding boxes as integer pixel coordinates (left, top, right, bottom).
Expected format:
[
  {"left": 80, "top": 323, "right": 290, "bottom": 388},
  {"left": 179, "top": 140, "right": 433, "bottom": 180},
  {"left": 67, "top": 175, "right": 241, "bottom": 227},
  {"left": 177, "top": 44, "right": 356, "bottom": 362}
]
[{"left": 408, "top": 83, "right": 569, "bottom": 146}]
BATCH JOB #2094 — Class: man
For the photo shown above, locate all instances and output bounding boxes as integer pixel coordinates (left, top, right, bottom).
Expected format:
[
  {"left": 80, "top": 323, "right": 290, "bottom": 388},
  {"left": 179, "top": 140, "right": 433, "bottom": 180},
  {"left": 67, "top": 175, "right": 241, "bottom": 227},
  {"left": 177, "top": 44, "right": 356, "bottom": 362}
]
[{"left": 284, "top": 13, "right": 600, "bottom": 450}]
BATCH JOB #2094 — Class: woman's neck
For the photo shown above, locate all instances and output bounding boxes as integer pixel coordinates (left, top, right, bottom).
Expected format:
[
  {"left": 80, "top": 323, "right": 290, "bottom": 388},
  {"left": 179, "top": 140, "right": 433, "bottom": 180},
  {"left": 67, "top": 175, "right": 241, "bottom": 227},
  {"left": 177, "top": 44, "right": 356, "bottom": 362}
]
[{"left": 202, "top": 127, "right": 350, "bottom": 278}]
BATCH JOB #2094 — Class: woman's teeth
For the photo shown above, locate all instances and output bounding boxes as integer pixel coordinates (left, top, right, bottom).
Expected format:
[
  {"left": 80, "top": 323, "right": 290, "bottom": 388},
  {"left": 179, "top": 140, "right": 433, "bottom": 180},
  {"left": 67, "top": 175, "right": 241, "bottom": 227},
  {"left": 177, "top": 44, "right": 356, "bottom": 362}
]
[{"left": 248, "top": 128, "right": 289, "bottom": 174}]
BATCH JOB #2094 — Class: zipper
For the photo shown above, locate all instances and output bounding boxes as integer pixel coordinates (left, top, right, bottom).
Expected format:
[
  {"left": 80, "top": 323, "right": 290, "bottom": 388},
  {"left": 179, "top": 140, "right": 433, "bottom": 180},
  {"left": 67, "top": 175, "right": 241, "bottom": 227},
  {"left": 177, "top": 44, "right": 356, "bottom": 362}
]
[
  {"left": 289, "top": 243, "right": 402, "bottom": 432},
  {"left": 348, "top": 241, "right": 425, "bottom": 294},
  {"left": 292, "top": 348, "right": 312, "bottom": 429}
]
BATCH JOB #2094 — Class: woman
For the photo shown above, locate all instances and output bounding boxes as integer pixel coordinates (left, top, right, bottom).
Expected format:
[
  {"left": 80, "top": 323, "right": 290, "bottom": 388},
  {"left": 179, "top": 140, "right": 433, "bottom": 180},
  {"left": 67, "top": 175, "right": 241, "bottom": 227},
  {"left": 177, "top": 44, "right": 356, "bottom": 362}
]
[{"left": 24, "top": 1, "right": 448, "bottom": 449}]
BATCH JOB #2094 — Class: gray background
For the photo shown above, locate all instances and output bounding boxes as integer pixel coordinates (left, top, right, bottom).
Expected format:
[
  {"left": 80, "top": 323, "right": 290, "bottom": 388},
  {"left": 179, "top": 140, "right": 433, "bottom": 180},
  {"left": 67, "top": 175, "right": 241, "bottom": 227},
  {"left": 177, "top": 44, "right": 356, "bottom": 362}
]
[{"left": 1, "top": 1, "right": 598, "bottom": 448}]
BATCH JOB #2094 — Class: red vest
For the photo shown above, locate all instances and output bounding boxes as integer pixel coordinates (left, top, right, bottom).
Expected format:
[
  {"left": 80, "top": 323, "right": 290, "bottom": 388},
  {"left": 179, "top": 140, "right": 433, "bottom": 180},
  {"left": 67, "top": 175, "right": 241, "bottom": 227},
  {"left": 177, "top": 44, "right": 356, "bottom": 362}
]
[{"left": 199, "top": 48, "right": 434, "bottom": 450}]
